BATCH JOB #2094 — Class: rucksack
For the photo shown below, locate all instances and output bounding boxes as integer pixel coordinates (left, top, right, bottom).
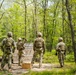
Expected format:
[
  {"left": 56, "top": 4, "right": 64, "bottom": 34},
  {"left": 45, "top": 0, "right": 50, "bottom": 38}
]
[
  {"left": 35, "top": 38, "right": 43, "bottom": 48},
  {"left": 17, "top": 42, "right": 24, "bottom": 50},
  {"left": 5, "top": 38, "right": 13, "bottom": 47}
]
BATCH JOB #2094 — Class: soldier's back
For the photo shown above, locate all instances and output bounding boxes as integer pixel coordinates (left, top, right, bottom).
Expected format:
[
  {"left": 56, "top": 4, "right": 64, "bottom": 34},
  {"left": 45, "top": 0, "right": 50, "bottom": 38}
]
[
  {"left": 57, "top": 42, "right": 65, "bottom": 50},
  {"left": 17, "top": 41, "right": 24, "bottom": 50},
  {"left": 35, "top": 37, "right": 44, "bottom": 48}
]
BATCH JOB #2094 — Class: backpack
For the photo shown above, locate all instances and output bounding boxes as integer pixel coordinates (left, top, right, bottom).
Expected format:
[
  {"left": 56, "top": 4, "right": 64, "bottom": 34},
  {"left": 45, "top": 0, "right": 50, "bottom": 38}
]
[
  {"left": 5, "top": 38, "right": 13, "bottom": 47},
  {"left": 17, "top": 42, "right": 24, "bottom": 50},
  {"left": 35, "top": 38, "right": 43, "bottom": 48}
]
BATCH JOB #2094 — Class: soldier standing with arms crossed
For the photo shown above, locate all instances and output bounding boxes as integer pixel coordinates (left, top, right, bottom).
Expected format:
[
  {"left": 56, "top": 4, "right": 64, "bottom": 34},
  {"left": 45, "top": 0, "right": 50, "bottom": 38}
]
[
  {"left": 0, "top": 32, "right": 16, "bottom": 72},
  {"left": 56, "top": 37, "right": 66, "bottom": 67},
  {"left": 32, "top": 32, "right": 46, "bottom": 68}
]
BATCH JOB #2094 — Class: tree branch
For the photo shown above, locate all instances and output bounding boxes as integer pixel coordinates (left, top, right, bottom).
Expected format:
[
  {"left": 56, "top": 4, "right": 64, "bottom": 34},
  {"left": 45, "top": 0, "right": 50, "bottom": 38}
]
[
  {"left": 0, "top": 0, "right": 5, "bottom": 9},
  {"left": 0, "top": 12, "right": 5, "bottom": 20}
]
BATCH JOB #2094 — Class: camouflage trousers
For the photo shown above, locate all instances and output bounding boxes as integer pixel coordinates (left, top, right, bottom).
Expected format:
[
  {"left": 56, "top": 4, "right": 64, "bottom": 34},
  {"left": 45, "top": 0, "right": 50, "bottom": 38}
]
[
  {"left": 18, "top": 50, "right": 23, "bottom": 65},
  {"left": 1, "top": 53, "right": 12, "bottom": 69},
  {"left": 57, "top": 50, "right": 65, "bottom": 67},
  {"left": 32, "top": 48, "right": 43, "bottom": 68}
]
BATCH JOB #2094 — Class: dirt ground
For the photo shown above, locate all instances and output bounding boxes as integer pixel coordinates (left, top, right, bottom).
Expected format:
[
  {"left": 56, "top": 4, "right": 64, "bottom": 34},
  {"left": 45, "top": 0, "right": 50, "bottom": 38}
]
[
  {"left": 0, "top": 49, "right": 59, "bottom": 75},
  {"left": 10, "top": 63, "right": 59, "bottom": 75},
  {"left": 0, "top": 63, "right": 59, "bottom": 75}
]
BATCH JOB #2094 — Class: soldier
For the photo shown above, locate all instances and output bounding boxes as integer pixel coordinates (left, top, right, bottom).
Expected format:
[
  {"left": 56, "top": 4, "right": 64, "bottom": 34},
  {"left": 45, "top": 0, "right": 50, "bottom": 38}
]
[
  {"left": 17, "top": 38, "right": 24, "bottom": 66},
  {"left": 32, "top": 32, "right": 45, "bottom": 68},
  {"left": 56, "top": 37, "right": 66, "bottom": 67},
  {"left": 22, "top": 38, "right": 27, "bottom": 44},
  {"left": 1, "top": 32, "right": 16, "bottom": 72}
]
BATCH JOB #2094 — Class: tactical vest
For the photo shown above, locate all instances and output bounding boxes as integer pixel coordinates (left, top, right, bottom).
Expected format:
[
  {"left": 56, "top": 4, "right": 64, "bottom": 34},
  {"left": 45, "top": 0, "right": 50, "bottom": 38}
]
[
  {"left": 57, "top": 42, "right": 65, "bottom": 51},
  {"left": 35, "top": 38, "right": 43, "bottom": 48},
  {"left": 5, "top": 38, "right": 13, "bottom": 48},
  {"left": 17, "top": 41, "right": 24, "bottom": 50}
]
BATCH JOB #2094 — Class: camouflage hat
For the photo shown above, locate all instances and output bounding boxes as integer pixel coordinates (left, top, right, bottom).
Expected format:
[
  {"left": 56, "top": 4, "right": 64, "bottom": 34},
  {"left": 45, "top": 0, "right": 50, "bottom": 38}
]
[
  {"left": 59, "top": 37, "right": 63, "bottom": 42},
  {"left": 18, "top": 38, "right": 22, "bottom": 41},
  {"left": 37, "top": 32, "right": 42, "bottom": 37},
  {"left": 7, "top": 32, "right": 13, "bottom": 37}
]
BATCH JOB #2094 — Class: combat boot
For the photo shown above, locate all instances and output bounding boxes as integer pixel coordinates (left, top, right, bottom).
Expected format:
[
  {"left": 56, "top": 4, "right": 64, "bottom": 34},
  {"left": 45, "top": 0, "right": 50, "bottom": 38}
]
[
  {"left": 8, "top": 69, "right": 12, "bottom": 72},
  {"left": 0, "top": 67, "right": 5, "bottom": 71},
  {"left": 18, "top": 63, "right": 21, "bottom": 66},
  {"left": 12, "top": 59, "right": 13, "bottom": 64},
  {"left": 39, "top": 63, "right": 42, "bottom": 68},
  {"left": 0, "top": 68, "right": 3, "bottom": 71}
]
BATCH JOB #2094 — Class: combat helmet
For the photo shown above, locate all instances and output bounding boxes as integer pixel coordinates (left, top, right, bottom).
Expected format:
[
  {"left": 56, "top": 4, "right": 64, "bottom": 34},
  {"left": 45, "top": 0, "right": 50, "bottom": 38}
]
[
  {"left": 37, "top": 32, "right": 42, "bottom": 37},
  {"left": 7, "top": 32, "right": 13, "bottom": 37},
  {"left": 59, "top": 37, "right": 63, "bottom": 42},
  {"left": 18, "top": 38, "right": 22, "bottom": 41}
]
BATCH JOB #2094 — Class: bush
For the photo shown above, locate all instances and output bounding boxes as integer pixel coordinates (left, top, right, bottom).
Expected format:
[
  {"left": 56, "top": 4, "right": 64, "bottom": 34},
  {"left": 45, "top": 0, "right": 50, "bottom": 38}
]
[
  {"left": 65, "top": 52, "right": 74, "bottom": 62},
  {"left": 43, "top": 50, "right": 58, "bottom": 63}
]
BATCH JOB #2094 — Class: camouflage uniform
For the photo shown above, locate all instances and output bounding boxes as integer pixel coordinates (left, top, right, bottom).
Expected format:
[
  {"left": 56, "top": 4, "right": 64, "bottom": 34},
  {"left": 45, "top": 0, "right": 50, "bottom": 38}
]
[
  {"left": 17, "top": 38, "right": 24, "bottom": 66},
  {"left": 32, "top": 32, "right": 45, "bottom": 68},
  {"left": 56, "top": 37, "right": 66, "bottom": 67},
  {"left": 22, "top": 38, "right": 27, "bottom": 44},
  {"left": 1, "top": 32, "right": 16, "bottom": 71}
]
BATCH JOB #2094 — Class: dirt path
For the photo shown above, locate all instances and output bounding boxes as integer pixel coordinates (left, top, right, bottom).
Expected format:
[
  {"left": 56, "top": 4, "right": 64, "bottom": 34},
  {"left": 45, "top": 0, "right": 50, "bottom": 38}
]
[
  {"left": 0, "top": 63, "right": 58, "bottom": 75},
  {"left": 11, "top": 63, "right": 59, "bottom": 75}
]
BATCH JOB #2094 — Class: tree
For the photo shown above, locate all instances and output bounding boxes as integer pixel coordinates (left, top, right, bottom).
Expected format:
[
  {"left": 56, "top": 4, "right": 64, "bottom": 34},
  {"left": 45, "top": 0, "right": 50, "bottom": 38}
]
[
  {"left": 0, "top": 0, "right": 4, "bottom": 9},
  {"left": 65, "top": 0, "right": 76, "bottom": 62},
  {"left": 23, "top": 0, "right": 27, "bottom": 38},
  {"left": 33, "top": 0, "right": 38, "bottom": 37}
]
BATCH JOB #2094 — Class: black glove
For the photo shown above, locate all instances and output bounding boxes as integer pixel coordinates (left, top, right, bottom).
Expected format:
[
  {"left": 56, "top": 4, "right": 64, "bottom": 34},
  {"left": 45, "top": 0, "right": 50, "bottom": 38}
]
[
  {"left": 64, "top": 50, "right": 66, "bottom": 55},
  {"left": 55, "top": 52, "right": 57, "bottom": 56}
]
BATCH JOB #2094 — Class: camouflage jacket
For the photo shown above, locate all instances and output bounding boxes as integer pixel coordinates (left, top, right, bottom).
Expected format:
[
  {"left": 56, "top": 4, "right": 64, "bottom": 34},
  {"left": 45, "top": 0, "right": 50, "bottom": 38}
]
[
  {"left": 56, "top": 42, "right": 66, "bottom": 51},
  {"left": 33, "top": 37, "right": 46, "bottom": 53},
  {"left": 1, "top": 37, "right": 16, "bottom": 53},
  {"left": 17, "top": 41, "right": 24, "bottom": 51}
]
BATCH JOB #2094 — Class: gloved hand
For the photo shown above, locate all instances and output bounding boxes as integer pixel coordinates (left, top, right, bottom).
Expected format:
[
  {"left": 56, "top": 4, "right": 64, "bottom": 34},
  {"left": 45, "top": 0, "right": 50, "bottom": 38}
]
[{"left": 55, "top": 52, "right": 57, "bottom": 56}]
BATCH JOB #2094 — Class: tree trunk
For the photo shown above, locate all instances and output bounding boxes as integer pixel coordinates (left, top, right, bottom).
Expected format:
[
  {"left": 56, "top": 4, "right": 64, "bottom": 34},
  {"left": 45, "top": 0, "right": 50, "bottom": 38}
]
[
  {"left": 0, "top": 0, "right": 4, "bottom": 9},
  {"left": 51, "top": 0, "right": 59, "bottom": 50},
  {"left": 65, "top": 0, "right": 76, "bottom": 62},
  {"left": 23, "top": 0, "right": 27, "bottom": 38},
  {"left": 42, "top": 0, "right": 48, "bottom": 37},
  {"left": 33, "top": 0, "right": 38, "bottom": 37},
  {"left": 62, "top": 0, "right": 65, "bottom": 39}
]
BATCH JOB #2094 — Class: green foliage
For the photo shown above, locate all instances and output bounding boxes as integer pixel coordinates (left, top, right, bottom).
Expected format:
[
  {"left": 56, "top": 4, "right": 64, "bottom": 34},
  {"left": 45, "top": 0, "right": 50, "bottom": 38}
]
[
  {"left": 43, "top": 50, "right": 74, "bottom": 63},
  {"left": 65, "top": 52, "right": 74, "bottom": 62},
  {"left": 43, "top": 50, "right": 58, "bottom": 63},
  {"left": 0, "top": 71, "right": 12, "bottom": 75},
  {"left": 0, "top": 50, "right": 3, "bottom": 56},
  {"left": 0, "top": 0, "right": 76, "bottom": 60}
]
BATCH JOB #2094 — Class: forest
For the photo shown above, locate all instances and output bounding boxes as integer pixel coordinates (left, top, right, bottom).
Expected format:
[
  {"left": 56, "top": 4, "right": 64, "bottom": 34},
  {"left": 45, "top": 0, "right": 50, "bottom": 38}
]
[{"left": 0, "top": 0, "right": 76, "bottom": 75}]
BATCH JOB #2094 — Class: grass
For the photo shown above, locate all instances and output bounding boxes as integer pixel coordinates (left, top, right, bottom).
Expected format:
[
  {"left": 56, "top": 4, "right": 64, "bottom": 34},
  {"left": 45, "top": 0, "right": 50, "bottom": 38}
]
[
  {"left": 0, "top": 71, "right": 12, "bottom": 75},
  {"left": 43, "top": 50, "right": 58, "bottom": 63},
  {"left": 23, "top": 66, "right": 76, "bottom": 75},
  {"left": 43, "top": 50, "right": 74, "bottom": 63}
]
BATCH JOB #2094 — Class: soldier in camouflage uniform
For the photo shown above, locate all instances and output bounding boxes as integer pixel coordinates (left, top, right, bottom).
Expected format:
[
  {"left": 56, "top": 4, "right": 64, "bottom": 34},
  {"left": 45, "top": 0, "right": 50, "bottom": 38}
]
[
  {"left": 56, "top": 37, "right": 66, "bottom": 67},
  {"left": 32, "top": 32, "right": 45, "bottom": 68},
  {"left": 17, "top": 38, "right": 24, "bottom": 66},
  {"left": 1, "top": 32, "right": 16, "bottom": 71},
  {"left": 22, "top": 38, "right": 27, "bottom": 44}
]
